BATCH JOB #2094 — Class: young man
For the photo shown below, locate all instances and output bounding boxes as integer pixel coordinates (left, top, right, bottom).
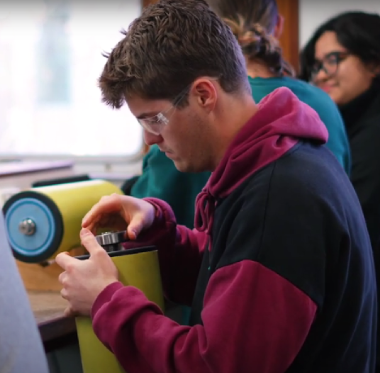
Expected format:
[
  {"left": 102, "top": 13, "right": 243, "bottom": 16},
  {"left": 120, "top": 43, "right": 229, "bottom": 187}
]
[{"left": 56, "top": 1, "right": 376, "bottom": 372}]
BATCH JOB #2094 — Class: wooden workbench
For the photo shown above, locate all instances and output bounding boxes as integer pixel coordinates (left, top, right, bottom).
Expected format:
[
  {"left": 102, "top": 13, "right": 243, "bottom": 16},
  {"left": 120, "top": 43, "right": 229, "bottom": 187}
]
[{"left": 28, "top": 290, "right": 78, "bottom": 352}]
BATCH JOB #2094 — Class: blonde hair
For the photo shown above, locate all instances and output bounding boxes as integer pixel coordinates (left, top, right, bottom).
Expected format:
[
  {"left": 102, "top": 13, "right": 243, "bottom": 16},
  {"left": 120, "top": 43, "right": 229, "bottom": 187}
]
[
  {"left": 206, "top": 0, "right": 295, "bottom": 77},
  {"left": 224, "top": 15, "right": 295, "bottom": 77}
]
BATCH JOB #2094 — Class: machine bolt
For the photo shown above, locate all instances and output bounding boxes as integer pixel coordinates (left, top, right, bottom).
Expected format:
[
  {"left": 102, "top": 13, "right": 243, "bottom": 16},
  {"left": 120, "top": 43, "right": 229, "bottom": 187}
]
[{"left": 19, "top": 218, "right": 36, "bottom": 236}]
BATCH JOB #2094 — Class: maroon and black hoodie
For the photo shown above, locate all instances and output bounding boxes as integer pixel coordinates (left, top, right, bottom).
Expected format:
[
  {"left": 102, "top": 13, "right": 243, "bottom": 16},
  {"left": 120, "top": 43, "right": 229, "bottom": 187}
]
[{"left": 91, "top": 87, "right": 377, "bottom": 373}]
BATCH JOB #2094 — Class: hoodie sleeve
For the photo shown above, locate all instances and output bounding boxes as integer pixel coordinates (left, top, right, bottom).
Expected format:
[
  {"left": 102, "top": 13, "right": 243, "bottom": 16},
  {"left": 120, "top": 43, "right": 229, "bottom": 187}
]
[
  {"left": 92, "top": 259, "right": 317, "bottom": 373},
  {"left": 123, "top": 197, "right": 207, "bottom": 306}
]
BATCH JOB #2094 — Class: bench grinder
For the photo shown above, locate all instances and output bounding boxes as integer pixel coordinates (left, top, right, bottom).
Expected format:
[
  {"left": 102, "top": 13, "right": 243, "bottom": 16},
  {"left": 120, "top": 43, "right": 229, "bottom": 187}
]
[
  {"left": 2, "top": 179, "right": 123, "bottom": 264},
  {"left": 3, "top": 179, "right": 165, "bottom": 373}
]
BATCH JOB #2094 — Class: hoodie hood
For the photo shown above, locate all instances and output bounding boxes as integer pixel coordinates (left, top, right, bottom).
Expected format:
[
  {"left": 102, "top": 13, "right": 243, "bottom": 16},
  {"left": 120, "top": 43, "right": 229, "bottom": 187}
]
[{"left": 195, "top": 87, "right": 328, "bottom": 236}]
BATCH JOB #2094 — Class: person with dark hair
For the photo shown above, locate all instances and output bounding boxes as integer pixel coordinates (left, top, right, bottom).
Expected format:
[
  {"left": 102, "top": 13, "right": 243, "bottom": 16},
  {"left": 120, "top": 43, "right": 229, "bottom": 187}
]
[
  {"left": 56, "top": 1, "right": 376, "bottom": 372},
  {"left": 300, "top": 11, "right": 380, "bottom": 250},
  {"left": 299, "top": 11, "right": 380, "bottom": 372},
  {"left": 299, "top": 9, "right": 380, "bottom": 253}
]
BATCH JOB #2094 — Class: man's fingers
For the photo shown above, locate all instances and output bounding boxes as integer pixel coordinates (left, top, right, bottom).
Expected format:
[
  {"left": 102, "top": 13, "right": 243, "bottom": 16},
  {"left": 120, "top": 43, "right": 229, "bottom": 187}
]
[
  {"left": 63, "top": 306, "right": 76, "bottom": 317},
  {"left": 60, "top": 290, "right": 78, "bottom": 317},
  {"left": 55, "top": 251, "right": 76, "bottom": 270},
  {"left": 80, "top": 228, "right": 103, "bottom": 255},
  {"left": 60, "top": 287, "right": 68, "bottom": 300},
  {"left": 82, "top": 194, "right": 123, "bottom": 228},
  {"left": 58, "top": 270, "right": 66, "bottom": 285}
]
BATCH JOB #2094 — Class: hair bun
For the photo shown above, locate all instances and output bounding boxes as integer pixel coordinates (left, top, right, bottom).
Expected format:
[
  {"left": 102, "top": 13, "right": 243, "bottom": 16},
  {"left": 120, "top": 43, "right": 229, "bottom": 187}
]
[{"left": 225, "top": 16, "right": 294, "bottom": 77}]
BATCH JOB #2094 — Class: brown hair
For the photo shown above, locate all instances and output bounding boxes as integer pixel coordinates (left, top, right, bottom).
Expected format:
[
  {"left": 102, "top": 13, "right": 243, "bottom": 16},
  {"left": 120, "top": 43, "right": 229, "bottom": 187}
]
[
  {"left": 207, "top": 0, "right": 295, "bottom": 77},
  {"left": 99, "top": 0, "right": 249, "bottom": 109}
]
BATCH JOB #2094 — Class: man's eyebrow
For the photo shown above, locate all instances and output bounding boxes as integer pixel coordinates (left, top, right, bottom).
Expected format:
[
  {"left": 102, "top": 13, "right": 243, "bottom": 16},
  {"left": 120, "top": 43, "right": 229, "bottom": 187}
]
[{"left": 136, "top": 111, "right": 159, "bottom": 120}]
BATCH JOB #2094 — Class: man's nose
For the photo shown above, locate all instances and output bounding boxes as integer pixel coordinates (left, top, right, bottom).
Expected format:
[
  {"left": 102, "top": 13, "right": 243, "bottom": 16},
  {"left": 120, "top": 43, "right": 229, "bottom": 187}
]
[{"left": 144, "top": 129, "right": 163, "bottom": 146}]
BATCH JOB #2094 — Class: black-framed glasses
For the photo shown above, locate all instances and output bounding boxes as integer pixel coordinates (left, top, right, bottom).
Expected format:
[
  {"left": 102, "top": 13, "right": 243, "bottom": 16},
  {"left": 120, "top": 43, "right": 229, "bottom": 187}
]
[{"left": 311, "top": 51, "right": 350, "bottom": 81}]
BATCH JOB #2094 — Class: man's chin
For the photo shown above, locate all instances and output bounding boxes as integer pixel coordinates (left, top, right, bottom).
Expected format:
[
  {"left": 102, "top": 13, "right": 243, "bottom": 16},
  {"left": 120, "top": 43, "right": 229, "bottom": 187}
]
[
  {"left": 173, "top": 160, "right": 187, "bottom": 172},
  {"left": 165, "top": 154, "right": 201, "bottom": 173},
  {"left": 175, "top": 161, "right": 202, "bottom": 173}
]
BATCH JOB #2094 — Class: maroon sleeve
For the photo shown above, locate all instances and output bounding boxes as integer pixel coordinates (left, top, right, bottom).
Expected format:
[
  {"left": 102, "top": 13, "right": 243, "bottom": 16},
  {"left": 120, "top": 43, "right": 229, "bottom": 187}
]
[
  {"left": 122, "top": 197, "right": 207, "bottom": 306},
  {"left": 92, "top": 260, "right": 317, "bottom": 373}
]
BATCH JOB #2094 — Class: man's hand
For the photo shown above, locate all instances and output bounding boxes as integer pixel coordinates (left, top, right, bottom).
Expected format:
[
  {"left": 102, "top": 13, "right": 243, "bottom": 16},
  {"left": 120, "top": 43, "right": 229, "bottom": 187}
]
[
  {"left": 56, "top": 228, "right": 119, "bottom": 317},
  {"left": 81, "top": 193, "right": 156, "bottom": 240}
]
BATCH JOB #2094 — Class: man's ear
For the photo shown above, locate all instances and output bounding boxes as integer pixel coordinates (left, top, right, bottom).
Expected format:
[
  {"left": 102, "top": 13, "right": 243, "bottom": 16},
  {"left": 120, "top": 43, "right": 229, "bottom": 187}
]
[
  {"left": 192, "top": 79, "right": 217, "bottom": 111},
  {"left": 273, "top": 14, "right": 284, "bottom": 39}
]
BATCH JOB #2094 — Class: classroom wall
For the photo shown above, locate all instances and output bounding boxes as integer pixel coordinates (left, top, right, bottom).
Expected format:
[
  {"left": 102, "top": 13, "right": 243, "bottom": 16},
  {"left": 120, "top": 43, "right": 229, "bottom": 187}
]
[{"left": 299, "top": 0, "right": 380, "bottom": 48}]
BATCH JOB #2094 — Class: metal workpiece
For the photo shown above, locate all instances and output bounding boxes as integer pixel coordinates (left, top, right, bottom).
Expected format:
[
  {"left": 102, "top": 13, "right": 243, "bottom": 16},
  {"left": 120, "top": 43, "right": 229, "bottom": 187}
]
[{"left": 95, "top": 230, "right": 128, "bottom": 252}]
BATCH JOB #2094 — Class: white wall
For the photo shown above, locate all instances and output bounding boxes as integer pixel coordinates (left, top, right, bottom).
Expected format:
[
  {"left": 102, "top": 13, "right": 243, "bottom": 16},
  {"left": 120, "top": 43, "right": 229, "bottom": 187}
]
[
  {"left": 299, "top": 0, "right": 380, "bottom": 48},
  {"left": 0, "top": 0, "right": 144, "bottom": 181},
  {"left": 0, "top": 0, "right": 145, "bottom": 188},
  {"left": 4, "top": 0, "right": 380, "bottom": 187}
]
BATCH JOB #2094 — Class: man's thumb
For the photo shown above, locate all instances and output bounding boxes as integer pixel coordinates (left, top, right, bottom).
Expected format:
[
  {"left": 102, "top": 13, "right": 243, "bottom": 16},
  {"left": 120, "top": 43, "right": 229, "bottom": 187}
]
[{"left": 127, "top": 214, "right": 145, "bottom": 240}]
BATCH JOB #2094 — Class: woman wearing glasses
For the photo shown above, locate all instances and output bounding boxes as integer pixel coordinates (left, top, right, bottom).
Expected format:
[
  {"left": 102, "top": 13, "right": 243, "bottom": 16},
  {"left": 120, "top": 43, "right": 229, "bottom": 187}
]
[
  {"left": 300, "top": 10, "right": 380, "bottom": 373},
  {"left": 299, "top": 12, "right": 380, "bottom": 251}
]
